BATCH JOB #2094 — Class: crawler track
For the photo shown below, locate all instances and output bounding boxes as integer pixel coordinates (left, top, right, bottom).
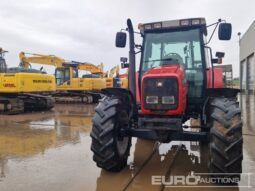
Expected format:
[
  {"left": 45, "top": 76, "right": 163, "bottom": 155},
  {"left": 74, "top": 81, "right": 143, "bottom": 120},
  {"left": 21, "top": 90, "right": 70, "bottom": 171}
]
[
  {"left": 0, "top": 93, "right": 54, "bottom": 114},
  {"left": 53, "top": 92, "right": 102, "bottom": 104}
]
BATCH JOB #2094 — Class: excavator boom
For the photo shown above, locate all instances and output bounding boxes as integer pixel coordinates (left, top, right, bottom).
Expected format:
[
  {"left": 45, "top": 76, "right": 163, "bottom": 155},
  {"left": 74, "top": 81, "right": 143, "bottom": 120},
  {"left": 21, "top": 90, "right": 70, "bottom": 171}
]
[
  {"left": 19, "top": 52, "right": 65, "bottom": 68},
  {"left": 108, "top": 65, "right": 120, "bottom": 78},
  {"left": 19, "top": 52, "right": 104, "bottom": 74},
  {"left": 71, "top": 61, "right": 104, "bottom": 74}
]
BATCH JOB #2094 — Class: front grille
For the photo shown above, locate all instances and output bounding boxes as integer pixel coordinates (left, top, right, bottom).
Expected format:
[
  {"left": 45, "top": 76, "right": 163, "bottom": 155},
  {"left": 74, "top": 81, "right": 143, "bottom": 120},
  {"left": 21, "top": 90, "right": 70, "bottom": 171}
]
[{"left": 143, "top": 77, "right": 178, "bottom": 110}]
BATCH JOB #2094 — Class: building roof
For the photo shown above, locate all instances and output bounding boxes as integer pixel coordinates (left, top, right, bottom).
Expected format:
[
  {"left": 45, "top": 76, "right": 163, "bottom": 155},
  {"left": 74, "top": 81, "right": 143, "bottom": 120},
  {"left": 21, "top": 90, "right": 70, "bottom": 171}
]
[
  {"left": 214, "top": 64, "right": 232, "bottom": 72},
  {"left": 240, "top": 20, "right": 255, "bottom": 41},
  {"left": 239, "top": 21, "right": 255, "bottom": 60}
]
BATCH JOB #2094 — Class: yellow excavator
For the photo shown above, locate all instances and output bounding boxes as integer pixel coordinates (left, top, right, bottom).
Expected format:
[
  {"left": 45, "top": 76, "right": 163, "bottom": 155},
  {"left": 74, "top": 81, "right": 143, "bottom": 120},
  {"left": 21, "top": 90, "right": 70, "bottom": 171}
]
[
  {"left": 104, "top": 65, "right": 122, "bottom": 88},
  {"left": 19, "top": 52, "right": 106, "bottom": 103},
  {"left": 119, "top": 71, "right": 128, "bottom": 89},
  {"left": 0, "top": 49, "right": 55, "bottom": 114}
]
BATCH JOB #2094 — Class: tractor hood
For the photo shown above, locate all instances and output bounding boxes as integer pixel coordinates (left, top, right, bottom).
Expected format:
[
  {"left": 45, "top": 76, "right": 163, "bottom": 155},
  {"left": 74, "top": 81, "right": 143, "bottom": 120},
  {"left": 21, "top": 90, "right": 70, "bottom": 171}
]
[
  {"left": 144, "top": 64, "right": 182, "bottom": 76},
  {"left": 141, "top": 63, "right": 187, "bottom": 115}
]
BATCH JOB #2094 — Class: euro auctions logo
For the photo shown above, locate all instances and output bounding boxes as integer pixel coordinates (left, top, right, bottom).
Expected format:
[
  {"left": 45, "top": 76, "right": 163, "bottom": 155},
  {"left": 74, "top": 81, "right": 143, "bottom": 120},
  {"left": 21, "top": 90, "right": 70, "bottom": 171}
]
[{"left": 151, "top": 173, "right": 253, "bottom": 188}]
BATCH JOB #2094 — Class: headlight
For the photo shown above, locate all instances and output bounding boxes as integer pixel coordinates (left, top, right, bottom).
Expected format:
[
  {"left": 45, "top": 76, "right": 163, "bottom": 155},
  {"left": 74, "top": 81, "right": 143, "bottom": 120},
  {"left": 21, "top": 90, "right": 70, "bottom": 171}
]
[
  {"left": 162, "top": 96, "right": 175, "bottom": 104},
  {"left": 146, "top": 96, "right": 158, "bottom": 104}
]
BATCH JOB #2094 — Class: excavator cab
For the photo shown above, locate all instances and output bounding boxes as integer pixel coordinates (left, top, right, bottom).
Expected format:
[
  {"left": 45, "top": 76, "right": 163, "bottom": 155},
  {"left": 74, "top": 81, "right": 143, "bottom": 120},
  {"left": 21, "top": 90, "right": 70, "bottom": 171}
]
[
  {"left": 55, "top": 68, "right": 71, "bottom": 85},
  {"left": 55, "top": 62, "right": 80, "bottom": 85},
  {"left": 0, "top": 48, "right": 7, "bottom": 73}
]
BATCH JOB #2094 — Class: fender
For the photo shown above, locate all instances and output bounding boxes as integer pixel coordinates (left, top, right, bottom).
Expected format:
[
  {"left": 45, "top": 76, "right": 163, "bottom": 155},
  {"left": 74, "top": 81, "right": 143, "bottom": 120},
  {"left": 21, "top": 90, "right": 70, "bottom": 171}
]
[
  {"left": 206, "top": 88, "right": 240, "bottom": 98},
  {"left": 101, "top": 88, "right": 138, "bottom": 120}
]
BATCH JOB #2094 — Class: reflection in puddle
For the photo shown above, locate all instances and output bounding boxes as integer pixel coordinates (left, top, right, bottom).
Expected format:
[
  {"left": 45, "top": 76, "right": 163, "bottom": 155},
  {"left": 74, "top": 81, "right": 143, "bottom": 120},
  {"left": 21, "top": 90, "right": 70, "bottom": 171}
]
[
  {"left": 54, "top": 104, "right": 95, "bottom": 116},
  {"left": 95, "top": 139, "right": 210, "bottom": 191},
  {"left": 0, "top": 104, "right": 95, "bottom": 185}
]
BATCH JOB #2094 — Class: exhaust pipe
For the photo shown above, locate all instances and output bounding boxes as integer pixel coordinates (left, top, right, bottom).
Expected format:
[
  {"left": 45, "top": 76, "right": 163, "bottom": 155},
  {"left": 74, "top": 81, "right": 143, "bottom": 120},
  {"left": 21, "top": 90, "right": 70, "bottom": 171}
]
[{"left": 127, "top": 19, "right": 136, "bottom": 98}]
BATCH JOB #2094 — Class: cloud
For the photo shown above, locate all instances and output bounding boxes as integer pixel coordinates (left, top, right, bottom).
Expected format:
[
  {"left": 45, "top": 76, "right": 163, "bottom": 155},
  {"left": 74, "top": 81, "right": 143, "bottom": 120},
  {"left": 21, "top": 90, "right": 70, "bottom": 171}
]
[{"left": 0, "top": 0, "right": 254, "bottom": 76}]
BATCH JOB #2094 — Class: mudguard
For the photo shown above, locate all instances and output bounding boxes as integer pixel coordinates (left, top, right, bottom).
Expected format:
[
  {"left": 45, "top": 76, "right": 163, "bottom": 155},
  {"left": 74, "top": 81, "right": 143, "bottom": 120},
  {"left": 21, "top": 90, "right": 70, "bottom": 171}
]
[
  {"left": 101, "top": 88, "right": 138, "bottom": 120},
  {"left": 206, "top": 88, "right": 240, "bottom": 98}
]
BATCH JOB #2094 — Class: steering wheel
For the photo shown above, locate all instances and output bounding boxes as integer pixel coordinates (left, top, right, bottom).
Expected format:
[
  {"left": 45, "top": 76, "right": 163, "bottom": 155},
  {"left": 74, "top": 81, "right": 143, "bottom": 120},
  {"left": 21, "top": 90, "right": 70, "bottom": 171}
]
[
  {"left": 163, "top": 52, "right": 183, "bottom": 64},
  {"left": 150, "top": 61, "right": 158, "bottom": 68}
]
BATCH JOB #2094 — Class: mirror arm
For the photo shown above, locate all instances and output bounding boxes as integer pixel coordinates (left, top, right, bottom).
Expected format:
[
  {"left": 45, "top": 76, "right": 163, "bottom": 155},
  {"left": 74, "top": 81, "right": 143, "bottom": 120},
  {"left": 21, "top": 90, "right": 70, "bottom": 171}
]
[
  {"left": 206, "top": 19, "right": 225, "bottom": 28},
  {"left": 135, "top": 44, "right": 142, "bottom": 49},
  {"left": 205, "top": 19, "right": 226, "bottom": 45},
  {"left": 135, "top": 50, "right": 141, "bottom": 55},
  {"left": 205, "top": 22, "right": 220, "bottom": 45}
]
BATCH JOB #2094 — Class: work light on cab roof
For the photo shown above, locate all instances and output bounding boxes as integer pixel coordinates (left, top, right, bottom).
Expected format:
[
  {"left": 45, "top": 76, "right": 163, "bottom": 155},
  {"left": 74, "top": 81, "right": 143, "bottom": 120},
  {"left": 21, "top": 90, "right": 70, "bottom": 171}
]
[{"left": 138, "top": 18, "right": 207, "bottom": 34}]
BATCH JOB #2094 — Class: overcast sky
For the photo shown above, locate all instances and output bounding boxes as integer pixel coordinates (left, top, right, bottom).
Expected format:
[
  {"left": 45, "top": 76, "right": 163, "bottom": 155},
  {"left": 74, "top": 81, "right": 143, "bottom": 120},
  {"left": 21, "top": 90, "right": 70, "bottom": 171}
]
[{"left": 0, "top": 0, "right": 254, "bottom": 77}]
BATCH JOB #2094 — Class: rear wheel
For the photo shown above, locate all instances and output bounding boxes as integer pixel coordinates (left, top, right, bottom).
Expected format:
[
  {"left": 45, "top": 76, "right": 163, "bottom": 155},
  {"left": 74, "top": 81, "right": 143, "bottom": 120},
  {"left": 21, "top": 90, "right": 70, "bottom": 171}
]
[
  {"left": 90, "top": 96, "right": 131, "bottom": 172},
  {"left": 208, "top": 98, "right": 243, "bottom": 183}
]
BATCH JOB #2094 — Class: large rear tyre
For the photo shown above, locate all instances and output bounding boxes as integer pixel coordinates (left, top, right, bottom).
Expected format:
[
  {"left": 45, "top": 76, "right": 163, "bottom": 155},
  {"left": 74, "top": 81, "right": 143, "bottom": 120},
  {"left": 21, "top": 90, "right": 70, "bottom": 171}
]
[
  {"left": 90, "top": 96, "right": 131, "bottom": 172},
  {"left": 208, "top": 98, "right": 243, "bottom": 183}
]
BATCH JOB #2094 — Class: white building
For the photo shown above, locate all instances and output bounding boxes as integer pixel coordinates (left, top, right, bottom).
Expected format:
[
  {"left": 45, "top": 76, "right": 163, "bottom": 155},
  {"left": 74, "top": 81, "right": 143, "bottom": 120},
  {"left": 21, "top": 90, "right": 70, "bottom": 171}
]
[{"left": 240, "top": 21, "right": 255, "bottom": 93}]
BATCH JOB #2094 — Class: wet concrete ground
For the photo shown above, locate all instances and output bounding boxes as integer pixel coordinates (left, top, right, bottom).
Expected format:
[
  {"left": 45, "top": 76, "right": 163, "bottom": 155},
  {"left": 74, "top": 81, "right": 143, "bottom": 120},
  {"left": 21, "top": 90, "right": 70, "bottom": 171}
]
[{"left": 0, "top": 95, "right": 254, "bottom": 191}]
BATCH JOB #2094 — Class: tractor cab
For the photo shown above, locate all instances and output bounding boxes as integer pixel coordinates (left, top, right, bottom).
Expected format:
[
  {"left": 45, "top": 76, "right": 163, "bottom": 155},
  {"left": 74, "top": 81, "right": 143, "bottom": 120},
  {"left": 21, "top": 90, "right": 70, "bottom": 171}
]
[
  {"left": 138, "top": 18, "right": 209, "bottom": 115},
  {"left": 117, "top": 18, "right": 232, "bottom": 115},
  {"left": 140, "top": 19, "right": 206, "bottom": 101}
]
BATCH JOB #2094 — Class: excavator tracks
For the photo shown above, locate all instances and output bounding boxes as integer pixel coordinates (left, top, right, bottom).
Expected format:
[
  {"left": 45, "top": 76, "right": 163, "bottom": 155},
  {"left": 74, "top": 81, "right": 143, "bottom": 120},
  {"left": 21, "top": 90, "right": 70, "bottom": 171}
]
[
  {"left": 0, "top": 93, "right": 54, "bottom": 115},
  {"left": 53, "top": 92, "right": 102, "bottom": 104}
]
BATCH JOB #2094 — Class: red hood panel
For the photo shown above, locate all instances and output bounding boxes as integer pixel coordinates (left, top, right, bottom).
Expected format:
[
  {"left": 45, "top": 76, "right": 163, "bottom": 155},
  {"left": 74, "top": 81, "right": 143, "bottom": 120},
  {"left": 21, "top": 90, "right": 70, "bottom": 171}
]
[
  {"left": 144, "top": 64, "right": 180, "bottom": 75},
  {"left": 141, "top": 63, "right": 187, "bottom": 115}
]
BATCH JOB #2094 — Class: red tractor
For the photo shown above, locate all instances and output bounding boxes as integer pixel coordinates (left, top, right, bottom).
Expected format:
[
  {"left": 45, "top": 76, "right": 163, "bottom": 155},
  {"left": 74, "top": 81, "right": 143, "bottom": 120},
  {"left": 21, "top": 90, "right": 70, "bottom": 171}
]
[{"left": 90, "top": 18, "right": 242, "bottom": 181}]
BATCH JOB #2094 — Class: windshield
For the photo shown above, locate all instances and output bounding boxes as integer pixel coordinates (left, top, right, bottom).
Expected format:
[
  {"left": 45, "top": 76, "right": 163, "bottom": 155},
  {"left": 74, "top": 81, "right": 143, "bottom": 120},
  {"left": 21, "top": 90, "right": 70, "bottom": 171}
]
[
  {"left": 55, "top": 68, "right": 70, "bottom": 85},
  {"left": 142, "top": 29, "right": 203, "bottom": 71}
]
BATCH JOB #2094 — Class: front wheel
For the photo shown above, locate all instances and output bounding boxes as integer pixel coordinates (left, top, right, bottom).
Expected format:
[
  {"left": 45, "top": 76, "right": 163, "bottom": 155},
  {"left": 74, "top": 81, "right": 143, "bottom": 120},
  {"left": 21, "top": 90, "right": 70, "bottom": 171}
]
[
  {"left": 90, "top": 96, "right": 131, "bottom": 172},
  {"left": 208, "top": 98, "right": 243, "bottom": 183}
]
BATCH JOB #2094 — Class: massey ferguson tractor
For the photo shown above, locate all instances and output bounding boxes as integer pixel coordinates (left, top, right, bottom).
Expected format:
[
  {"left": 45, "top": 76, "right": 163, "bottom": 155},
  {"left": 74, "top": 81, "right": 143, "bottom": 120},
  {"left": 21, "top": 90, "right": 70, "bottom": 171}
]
[{"left": 90, "top": 17, "right": 242, "bottom": 182}]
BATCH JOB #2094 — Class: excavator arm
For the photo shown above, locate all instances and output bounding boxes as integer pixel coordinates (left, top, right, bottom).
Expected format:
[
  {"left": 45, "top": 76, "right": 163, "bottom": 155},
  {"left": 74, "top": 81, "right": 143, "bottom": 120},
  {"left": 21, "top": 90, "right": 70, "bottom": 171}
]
[
  {"left": 19, "top": 52, "right": 105, "bottom": 75},
  {"left": 19, "top": 52, "right": 65, "bottom": 68},
  {"left": 108, "top": 65, "right": 120, "bottom": 78},
  {"left": 77, "top": 62, "right": 104, "bottom": 74}
]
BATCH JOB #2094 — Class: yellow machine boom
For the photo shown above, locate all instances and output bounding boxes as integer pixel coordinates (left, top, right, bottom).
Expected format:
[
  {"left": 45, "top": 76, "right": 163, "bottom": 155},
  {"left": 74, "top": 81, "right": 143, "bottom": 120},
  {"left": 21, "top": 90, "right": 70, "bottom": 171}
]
[
  {"left": 19, "top": 52, "right": 107, "bottom": 103},
  {"left": 19, "top": 52, "right": 65, "bottom": 68}
]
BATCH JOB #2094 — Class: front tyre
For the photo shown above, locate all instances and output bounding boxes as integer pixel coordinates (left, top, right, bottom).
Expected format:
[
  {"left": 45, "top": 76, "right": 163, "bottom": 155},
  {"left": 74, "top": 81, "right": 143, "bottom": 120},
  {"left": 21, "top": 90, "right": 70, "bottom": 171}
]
[
  {"left": 209, "top": 98, "right": 243, "bottom": 183},
  {"left": 90, "top": 96, "right": 131, "bottom": 172}
]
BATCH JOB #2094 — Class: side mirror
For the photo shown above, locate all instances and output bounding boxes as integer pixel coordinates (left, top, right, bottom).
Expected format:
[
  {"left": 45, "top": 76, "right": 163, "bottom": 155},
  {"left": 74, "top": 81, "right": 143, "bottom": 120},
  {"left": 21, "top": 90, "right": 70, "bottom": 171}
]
[
  {"left": 115, "top": 32, "right": 127, "bottom": 48},
  {"left": 120, "top": 57, "right": 129, "bottom": 68},
  {"left": 216, "top": 52, "right": 225, "bottom": 58},
  {"left": 218, "top": 23, "right": 232, "bottom": 40},
  {"left": 212, "top": 52, "right": 225, "bottom": 64},
  {"left": 120, "top": 57, "right": 128, "bottom": 63}
]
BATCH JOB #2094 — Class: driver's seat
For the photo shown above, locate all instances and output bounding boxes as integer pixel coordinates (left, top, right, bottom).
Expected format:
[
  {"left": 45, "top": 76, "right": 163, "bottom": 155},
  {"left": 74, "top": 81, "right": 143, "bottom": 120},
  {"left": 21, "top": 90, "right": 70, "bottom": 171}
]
[{"left": 162, "top": 53, "right": 184, "bottom": 65}]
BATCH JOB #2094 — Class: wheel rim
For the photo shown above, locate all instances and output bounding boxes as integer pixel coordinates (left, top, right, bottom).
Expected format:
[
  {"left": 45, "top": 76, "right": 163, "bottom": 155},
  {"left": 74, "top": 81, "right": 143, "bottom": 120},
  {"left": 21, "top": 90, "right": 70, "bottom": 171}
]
[
  {"left": 116, "top": 136, "right": 129, "bottom": 156},
  {"left": 116, "top": 110, "right": 130, "bottom": 156}
]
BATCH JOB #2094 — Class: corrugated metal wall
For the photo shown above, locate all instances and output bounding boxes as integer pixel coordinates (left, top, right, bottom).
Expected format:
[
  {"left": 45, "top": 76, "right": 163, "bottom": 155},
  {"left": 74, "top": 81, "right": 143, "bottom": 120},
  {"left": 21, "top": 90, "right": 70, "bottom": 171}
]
[
  {"left": 240, "top": 21, "right": 255, "bottom": 94},
  {"left": 247, "top": 54, "right": 254, "bottom": 91}
]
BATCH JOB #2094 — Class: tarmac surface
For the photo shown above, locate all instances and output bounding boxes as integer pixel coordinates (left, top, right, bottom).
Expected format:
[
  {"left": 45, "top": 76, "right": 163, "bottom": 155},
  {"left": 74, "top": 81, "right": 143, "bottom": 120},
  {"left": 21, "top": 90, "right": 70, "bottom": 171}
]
[{"left": 0, "top": 95, "right": 254, "bottom": 191}]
